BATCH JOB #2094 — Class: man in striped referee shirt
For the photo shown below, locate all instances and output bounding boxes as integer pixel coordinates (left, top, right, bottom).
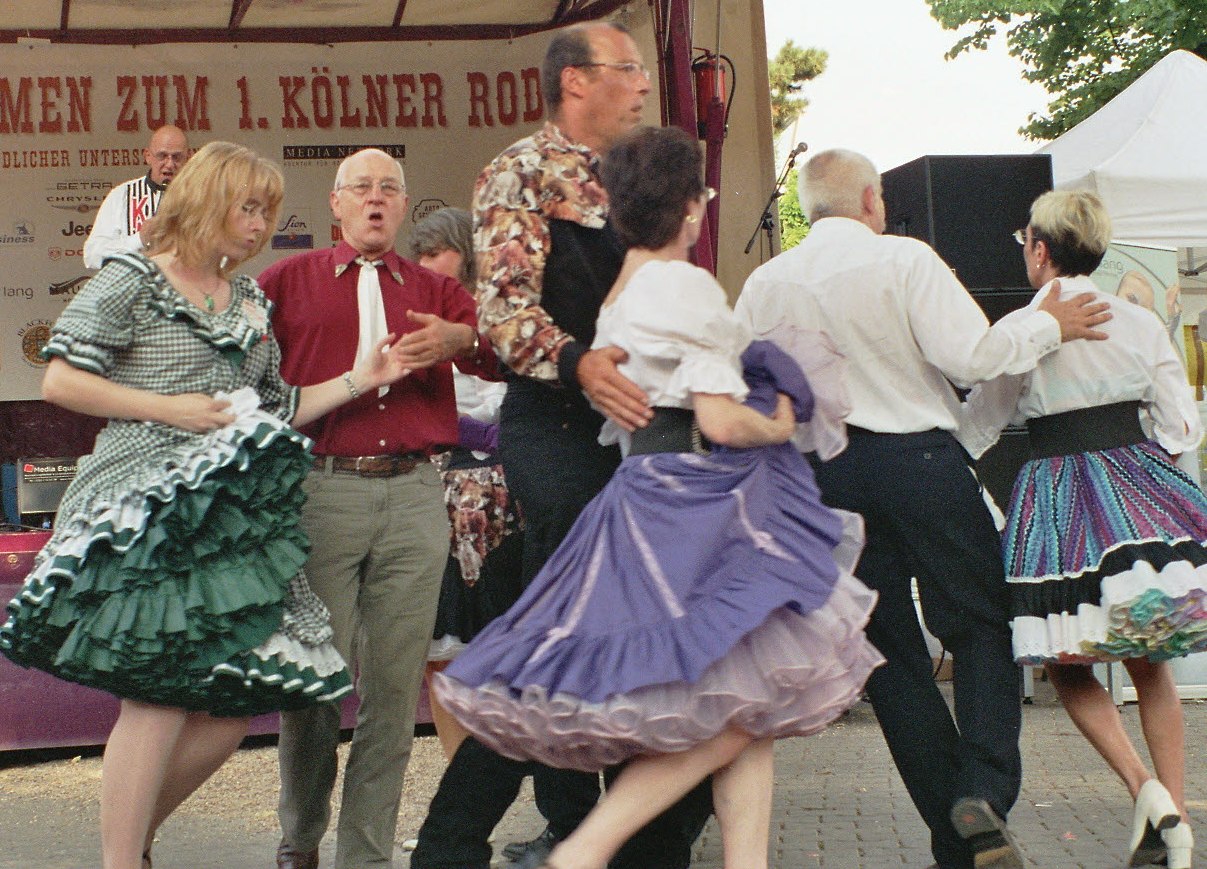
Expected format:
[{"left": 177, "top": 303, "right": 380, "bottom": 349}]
[{"left": 83, "top": 124, "right": 189, "bottom": 270}]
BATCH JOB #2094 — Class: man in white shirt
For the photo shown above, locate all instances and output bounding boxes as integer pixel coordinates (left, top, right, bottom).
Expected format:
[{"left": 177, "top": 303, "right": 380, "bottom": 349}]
[
  {"left": 736, "top": 149, "right": 1111, "bottom": 869},
  {"left": 83, "top": 125, "right": 189, "bottom": 269}
]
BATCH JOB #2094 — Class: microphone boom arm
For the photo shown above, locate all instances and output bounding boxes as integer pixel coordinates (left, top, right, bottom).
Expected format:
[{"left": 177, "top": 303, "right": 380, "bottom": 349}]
[{"left": 744, "top": 143, "right": 807, "bottom": 256}]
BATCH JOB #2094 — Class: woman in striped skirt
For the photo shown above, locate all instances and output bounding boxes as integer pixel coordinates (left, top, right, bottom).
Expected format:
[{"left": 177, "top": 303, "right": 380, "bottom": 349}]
[{"left": 961, "top": 189, "right": 1205, "bottom": 869}]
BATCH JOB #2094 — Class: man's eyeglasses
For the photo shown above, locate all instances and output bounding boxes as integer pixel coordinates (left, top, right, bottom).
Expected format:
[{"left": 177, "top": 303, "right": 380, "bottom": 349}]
[
  {"left": 575, "top": 61, "right": 652, "bottom": 80},
  {"left": 337, "top": 179, "right": 405, "bottom": 198},
  {"left": 1012, "top": 228, "right": 1027, "bottom": 246}
]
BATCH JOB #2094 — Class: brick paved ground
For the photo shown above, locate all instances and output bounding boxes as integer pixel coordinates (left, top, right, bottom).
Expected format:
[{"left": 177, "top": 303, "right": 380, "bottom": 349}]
[{"left": 2, "top": 678, "right": 1204, "bottom": 868}]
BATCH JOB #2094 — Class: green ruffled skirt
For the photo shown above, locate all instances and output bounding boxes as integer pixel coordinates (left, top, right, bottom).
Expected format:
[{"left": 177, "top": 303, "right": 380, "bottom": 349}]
[{"left": 0, "top": 397, "right": 352, "bottom": 717}]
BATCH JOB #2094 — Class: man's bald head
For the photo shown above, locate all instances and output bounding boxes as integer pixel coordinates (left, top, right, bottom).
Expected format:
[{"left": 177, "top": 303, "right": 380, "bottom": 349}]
[
  {"left": 798, "top": 149, "right": 883, "bottom": 231},
  {"left": 145, "top": 125, "right": 189, "bottom": 186}
]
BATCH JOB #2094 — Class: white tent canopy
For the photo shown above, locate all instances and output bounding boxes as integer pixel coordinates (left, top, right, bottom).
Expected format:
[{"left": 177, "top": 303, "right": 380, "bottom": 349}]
[{"left": 1039, "top": 49, "right": 1207, "bottom": 249}]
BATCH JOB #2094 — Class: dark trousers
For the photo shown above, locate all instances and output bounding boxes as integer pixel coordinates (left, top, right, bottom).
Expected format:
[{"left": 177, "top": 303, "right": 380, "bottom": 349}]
[
  {"left": 412, "top": 738, "right": 712, "bottom": 869},
  {"left": 810, "top": 429, "right": 1022, "bottom": 869},
  {"left": 412, "top": 379, "right": 713, "bottom": 869}
]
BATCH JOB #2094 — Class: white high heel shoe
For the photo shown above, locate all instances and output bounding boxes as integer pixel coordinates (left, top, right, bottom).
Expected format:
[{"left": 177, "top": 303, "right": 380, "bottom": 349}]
[
  {"left": 1128, "top": 779, "right": 1181, "bottom": 867},
  {"left": 1163, "top": 822, "right": 1194, "bottom": 869}
]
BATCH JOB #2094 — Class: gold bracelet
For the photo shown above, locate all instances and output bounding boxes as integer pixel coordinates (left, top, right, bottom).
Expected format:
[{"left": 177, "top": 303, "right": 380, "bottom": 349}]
[{"left": 342, "top": 370, "right": 361, "bottom": 399}]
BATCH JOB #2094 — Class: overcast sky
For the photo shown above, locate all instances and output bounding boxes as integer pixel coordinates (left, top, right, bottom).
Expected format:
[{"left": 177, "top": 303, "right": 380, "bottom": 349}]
[{"left": 760, "top": 0, "right": 1052, "bottom": 173}]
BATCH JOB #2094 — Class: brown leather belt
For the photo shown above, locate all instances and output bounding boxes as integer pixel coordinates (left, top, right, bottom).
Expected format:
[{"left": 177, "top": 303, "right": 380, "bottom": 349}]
[{"left": 312, "top": 452, "right": 427, "bottom": 478}]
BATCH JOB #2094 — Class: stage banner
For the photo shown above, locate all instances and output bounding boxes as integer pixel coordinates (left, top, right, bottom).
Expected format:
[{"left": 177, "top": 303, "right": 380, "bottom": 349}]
[{"left": 0, "top": 33, "right": 654, "bottom": 400}]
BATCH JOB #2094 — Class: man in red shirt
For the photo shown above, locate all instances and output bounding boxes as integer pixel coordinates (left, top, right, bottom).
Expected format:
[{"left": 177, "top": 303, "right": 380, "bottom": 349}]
[{"left": 261, "top": 147, "right": 498, "bottom": 869}]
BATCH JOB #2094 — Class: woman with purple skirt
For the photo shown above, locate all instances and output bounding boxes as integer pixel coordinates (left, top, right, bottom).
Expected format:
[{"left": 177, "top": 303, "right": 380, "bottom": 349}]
[{"left": 434, "top": 126, "right": 883, "bottom": 869}]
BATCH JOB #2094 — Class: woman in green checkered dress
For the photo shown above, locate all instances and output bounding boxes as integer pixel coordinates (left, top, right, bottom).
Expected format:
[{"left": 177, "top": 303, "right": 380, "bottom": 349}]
[{"left": 0, "top": 142, "right": 415, "bottom": 869}]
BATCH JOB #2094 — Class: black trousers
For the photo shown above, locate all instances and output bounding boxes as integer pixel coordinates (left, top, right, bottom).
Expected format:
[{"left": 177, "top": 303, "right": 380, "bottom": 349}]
[
  {"left": 810, "top": 429, "right": 1022, "bottom": 869},
  {"left": 412, "top": 379, "right": 712, "bottom": 869}
]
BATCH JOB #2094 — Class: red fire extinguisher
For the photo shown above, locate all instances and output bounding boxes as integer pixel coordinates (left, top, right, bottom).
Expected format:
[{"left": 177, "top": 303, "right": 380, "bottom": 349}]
[{"left": 691, "top": 50, "right": 734, "bottom": 140}]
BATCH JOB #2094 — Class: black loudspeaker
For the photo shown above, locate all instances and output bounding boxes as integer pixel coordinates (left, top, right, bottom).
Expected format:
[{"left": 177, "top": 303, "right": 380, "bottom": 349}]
[
  {"left": 975, "top": 427, "right": 1030, "bottom": 510},
  {"left": 881, "top": 154, "right": 1053, "bottom": 293},
  {"left": 881, "top": 154, "right": 1054, "bottom": 510}
]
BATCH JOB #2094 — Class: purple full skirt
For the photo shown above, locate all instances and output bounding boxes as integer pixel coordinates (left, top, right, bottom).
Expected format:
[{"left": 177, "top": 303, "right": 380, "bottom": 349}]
[{"left": 436, "top": 438, "right": 882, "bottom": 771}]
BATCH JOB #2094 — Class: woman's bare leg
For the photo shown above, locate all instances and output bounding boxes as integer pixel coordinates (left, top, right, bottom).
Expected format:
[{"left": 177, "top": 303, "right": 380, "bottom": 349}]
[
  {"left": 101, "top": 700, "right": 188, "bottom": 869},
  {"left": 713, "top": 736, "right": 774, "bottom": 869},
  {"left": 142, "top": 712, "right": 250, "bottom": 853},
  {"left": 546, "top": 728, "right": 753, "bottom": 869},
  {"left": 1046, "top": 663, "right": 1151, "bottom": 797},
  {"left": 1124, "top": 658, "right": 1187, "bottom": 820},
  {"left": 427, "top": 661, "right": 470, "bottom": 761}
]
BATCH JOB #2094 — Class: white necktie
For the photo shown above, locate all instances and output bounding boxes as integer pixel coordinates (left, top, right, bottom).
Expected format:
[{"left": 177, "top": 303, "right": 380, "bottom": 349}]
[{"left": 355, "top": 257, "right": 389, "bottom": 397}]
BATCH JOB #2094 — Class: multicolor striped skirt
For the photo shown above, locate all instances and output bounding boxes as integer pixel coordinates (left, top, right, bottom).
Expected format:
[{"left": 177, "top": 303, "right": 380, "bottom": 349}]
[{"left": 1005, "top": 441, "right": 1207, "bottom": 665}]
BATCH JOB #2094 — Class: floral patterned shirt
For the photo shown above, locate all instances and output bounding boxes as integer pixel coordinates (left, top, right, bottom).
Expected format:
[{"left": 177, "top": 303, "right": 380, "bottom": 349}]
[{"left": 472, "top": 122, "right": 610, "bottom": 383}]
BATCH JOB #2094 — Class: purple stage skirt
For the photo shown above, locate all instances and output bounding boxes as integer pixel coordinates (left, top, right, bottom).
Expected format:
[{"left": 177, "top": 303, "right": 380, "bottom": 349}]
[
  {"left": 1006, "top": 441, "right": 1207, "bottom": 665},
  {"left": 435, "top": 438, "right": 882, "bottom": 771}
]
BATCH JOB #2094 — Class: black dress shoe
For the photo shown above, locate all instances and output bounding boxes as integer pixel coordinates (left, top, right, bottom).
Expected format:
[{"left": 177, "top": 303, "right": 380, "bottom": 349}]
[
  {"left": 950, "top": 798, "right": 1024, "bottom": 868},
  {"left": 503, "top": 827, "right": 559, "bottom": 868},
  {"left": 276, "top": 844, "right": 320, "bottom": 869}
]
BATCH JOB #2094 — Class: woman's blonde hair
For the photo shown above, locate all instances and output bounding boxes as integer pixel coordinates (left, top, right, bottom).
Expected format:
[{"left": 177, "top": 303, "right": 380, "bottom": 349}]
[
  {"left": 143, "top": 140, "right": 283, "bottom": 273},
  {"left": 1028, "top": 189, "right": 1111, "bottom": 277}
]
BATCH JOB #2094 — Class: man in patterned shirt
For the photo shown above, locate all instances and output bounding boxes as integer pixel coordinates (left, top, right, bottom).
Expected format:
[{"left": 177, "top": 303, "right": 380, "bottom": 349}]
[
  {"left": 83, "top": 125, "right": 189, "bottom": 269},
  {"left": 411, "top": 21, "right": 711, "bottom": 869}
]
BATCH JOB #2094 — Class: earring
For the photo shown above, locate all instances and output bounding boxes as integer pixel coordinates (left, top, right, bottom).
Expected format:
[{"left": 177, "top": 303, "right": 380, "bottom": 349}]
[{"left": 685, "top": 215, "right": 699, "bottom": 224}]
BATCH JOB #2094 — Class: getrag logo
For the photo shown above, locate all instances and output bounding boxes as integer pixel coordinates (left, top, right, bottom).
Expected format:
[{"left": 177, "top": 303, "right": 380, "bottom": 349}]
[{"left": 46, "top": 179, "right": 111, "bottom": 214}]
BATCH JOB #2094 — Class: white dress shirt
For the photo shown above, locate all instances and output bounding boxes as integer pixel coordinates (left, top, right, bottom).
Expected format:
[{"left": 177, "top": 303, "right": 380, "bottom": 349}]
[
  {"left": 957, "top": 274, "right": 1202, "bottom": 458},
  {"left": 735, "top": 217, "right": 1061, "bottom": 434}
]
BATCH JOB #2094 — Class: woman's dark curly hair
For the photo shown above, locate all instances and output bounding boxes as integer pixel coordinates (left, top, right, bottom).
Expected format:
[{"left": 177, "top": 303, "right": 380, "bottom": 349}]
[{"left": 601, "top": 125, "right": 705, "bottom": 250}]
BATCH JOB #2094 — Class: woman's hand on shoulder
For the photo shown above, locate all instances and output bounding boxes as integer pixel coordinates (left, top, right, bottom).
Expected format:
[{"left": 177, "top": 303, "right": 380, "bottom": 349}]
[{"left": 156, "top": 393, "right": 235, "bottom": 432}]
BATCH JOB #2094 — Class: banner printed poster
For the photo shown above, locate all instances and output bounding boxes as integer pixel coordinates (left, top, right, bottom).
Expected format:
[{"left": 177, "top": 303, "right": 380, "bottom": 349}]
[
  {"left": 1091, "top": 241, "right": 1207, "bottom": 481},
  {"left": 0, "top": 36, "right": 622, "bottom": 401}
]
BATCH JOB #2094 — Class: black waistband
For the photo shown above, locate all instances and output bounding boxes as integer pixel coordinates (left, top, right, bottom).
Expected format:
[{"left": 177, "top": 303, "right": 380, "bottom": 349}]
[
  {"left": 628, "top": 407, "right": 711, "bottom": 455},
  {"left": 1026, "top": 400, "right": 1145, "bottom": 459}
]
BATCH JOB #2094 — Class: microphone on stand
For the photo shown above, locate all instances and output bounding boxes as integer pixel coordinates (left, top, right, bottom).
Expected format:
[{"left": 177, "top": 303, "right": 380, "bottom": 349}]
[{"left": 744, "top": 142, "right": 810, "bottom": 255}]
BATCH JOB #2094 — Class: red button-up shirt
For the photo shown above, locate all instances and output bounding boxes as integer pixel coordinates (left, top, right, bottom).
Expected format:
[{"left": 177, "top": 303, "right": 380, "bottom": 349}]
[{"left": 260, "top": 241, "right": 498, "bottom": 456}]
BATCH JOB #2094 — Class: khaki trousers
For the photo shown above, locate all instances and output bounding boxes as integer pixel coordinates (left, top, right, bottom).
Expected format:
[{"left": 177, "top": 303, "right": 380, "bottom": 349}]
[{"left": 278, "top": 461, "right": 448, "bottom": 868}]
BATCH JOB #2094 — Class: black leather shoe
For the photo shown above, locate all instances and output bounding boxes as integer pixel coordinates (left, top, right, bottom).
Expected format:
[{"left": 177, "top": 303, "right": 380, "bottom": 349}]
[
  {"left": 276, "top": 845, "right": 320, "bottom": 869},
  {"left": 950, "top": 798, "right": 1024, "bottom": 868},
  {"left": 503, "top": 827, "right": 558, "bottom": 868}
]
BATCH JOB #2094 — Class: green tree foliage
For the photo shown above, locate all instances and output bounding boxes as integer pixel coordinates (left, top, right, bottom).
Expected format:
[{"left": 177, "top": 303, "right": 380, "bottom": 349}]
[
  {"left": 769, "top": 40, "right": 828, "bottom": 137},
  {"left": 926, "top": 1, "right": 1207, "bottom": 140},
  {"left": 777, "top": 167, "right": 810, "bottom": 250}
]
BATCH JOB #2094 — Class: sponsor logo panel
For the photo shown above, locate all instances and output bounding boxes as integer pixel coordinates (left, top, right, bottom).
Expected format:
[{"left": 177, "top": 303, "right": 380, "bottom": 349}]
[
  {"left": 1, "top": 220, "right": 36, "bottom": 245},
  {"left": 46, "top": 179, "right": 112, "bottom": 214},
  {"left": 17, "top": 319, "right": 53, "bottom": 368},
  {"left": 49, "top": 275, "right": 91, "bottom": 298},
  {"left": 272, "top": 211, "right": 314, "bottom": 250},
  {"left": 281, "top": 144, "right": 405, "bottom": 162}
]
